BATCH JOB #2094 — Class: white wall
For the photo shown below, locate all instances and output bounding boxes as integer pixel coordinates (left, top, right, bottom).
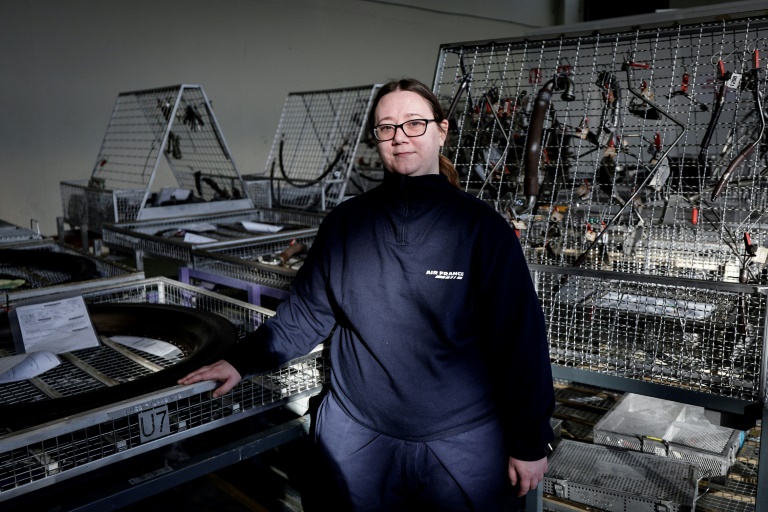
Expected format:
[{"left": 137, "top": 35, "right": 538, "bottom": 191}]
[{"left": 0, "top": 0, "right": 527, "bottom": 236}]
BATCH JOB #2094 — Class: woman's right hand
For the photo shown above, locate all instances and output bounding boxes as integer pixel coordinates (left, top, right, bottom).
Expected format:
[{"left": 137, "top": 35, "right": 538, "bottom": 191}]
[{"left": 178, "top": 359, "right": 243, "bottom": 398}]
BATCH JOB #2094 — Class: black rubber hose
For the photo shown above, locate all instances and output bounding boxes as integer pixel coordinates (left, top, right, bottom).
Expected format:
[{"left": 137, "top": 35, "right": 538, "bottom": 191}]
[
  {"left": 524, "top": 86, "right": 553, "bottom": 199},
  {"left": 698, "top": 81, "right": 727, "bottom": 169}
]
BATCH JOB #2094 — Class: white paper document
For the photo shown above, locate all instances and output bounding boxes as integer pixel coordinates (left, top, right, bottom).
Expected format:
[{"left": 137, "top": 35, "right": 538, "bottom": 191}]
[
  {"left": 0, "top": 351, "right": 61, "bottom": 383},
  {"left": 179, "top": 222, "right": 219, "bottom": 232},
  {"left": 183, "top": 232, "right": 218, "bottom": 244},
  {"left": 110, "top": 335, "right": 182, "bottom": 359},
  {"left": 15, "top": 296, "right": 101, "bottom": 354},
  {"left": 240, "top": 221, "right": 283, "bottom": 233}
]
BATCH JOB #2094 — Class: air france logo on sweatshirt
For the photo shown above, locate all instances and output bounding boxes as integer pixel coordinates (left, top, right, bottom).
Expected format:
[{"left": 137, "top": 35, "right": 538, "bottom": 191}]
[{"left": 425, "top": 270, "right": 464, "bottom": 280}]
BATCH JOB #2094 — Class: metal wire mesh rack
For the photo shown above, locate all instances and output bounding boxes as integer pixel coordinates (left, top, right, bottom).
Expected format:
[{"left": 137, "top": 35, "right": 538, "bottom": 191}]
[
  {"left": 0, "top": 220, "right": 44, "bottom": 246},
  {"left": 260, "top": 84, "right": 384, "bottom": 211},
  {"left": 432, "top": 7, "right": 768, "bottom": 509},
  {"left": 101, "top": 208, "right": 323, "bottom": 267},
  {"left": 0, "top": 277, "right": 329, "bottom": 502},
  {"left": 0, "top": 240, "right": 143, "bottom": 304},
  {"left": 60, "top": 84, "right": 254, "bottom": 234},
  {"left": 543, "top": 439, "right": 700, "bottom": 512},
  {"left": 187, "top": 230, "right": 318, "bottom": 298}
]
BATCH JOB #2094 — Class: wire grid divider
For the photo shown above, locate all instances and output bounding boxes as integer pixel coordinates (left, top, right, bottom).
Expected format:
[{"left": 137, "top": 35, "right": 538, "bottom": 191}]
[
  {"left": 593, "top": 393, "right": 745, "bottom": 481},
  {"left": 190, "top": 230, "right": 318, "bottom": 292},
  {"left": 0, "top": 277, "right": 329, "bottom": 502},
  {"left": 262, "top": 84, "right": 384, "bottom": 211},
  {"left": 543, "top": 439, "right": 700, "bottom": 512},
  {"left": 60, "top": 84, "right": 254, "bottom": 233},
  {"left": 101, "top": 208, "right": 324, "bottom": 266},
  {"left": 434, "top": 14, "right": 768, "bottom": 399}
]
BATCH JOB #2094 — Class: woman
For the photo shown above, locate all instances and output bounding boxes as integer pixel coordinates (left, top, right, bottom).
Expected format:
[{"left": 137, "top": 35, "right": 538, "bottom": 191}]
[{"left": 179, "top": 78, "right": 555, "bottom": 511}]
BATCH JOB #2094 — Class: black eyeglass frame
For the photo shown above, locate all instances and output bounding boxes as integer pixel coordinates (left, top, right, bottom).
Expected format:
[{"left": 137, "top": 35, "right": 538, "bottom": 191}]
[{"left": 372, "top": 119, "right": 439, "bottom": 141}]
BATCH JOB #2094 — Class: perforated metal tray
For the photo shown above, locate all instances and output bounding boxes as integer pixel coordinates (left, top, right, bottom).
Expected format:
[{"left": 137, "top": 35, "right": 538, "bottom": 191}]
[
  {"left": 0, "top": 277, "right": 328, "bottom": 502},
  {"left": 544, "top": 439, "right": 700, "bottom": 512}
]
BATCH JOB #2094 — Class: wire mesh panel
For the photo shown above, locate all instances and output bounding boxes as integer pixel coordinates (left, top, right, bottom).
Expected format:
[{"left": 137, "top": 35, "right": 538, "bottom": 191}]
[
  {"left": 0, "top": 220, "right": 44, "bottom": 246},
  {"left": 102, "top": 208, "right": 323, "bottom": 265},
  {"left": 0, "top": 277, "right": 329, "bottom": 501},
  {"left": 433, "top": 13, "right": 768, "bottom": 403},
  {"left": 434, "top": 16, "right": 768, "bottom": 282},
  {"left": 535, "top": 265, "right": 766, "bottom": 401},
  {"left": 263, "top": 85, "right": 384, "bottom": 211},
  {"left": 60, "top": 84, "right": 253, "bottom": 232},
  {"left": 190, "top": 231, "right": 318, "bottom": 292}
]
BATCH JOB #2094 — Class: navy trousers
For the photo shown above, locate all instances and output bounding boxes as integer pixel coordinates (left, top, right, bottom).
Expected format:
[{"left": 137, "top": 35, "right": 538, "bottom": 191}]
[{"left": 304, "top": 390, "right": 520, "bottom": 512}]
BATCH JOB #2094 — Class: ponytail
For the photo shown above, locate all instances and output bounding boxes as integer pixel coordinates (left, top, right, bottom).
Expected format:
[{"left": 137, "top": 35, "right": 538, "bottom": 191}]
[{"left": 439, "top": 155, "right": 461, "bottom": 190}]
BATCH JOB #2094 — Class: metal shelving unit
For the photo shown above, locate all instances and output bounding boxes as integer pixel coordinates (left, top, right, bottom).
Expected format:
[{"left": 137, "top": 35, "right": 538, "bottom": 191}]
[{"left": 432, "top": 6, "right": 768, "bottom": 511}]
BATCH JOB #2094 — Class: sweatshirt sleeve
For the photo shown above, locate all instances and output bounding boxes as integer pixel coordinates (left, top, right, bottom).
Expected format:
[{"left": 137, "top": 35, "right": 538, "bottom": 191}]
[
  {"left": 478, "top": 218, "right": 555, "bottom": 461},
  {"left": 225, "top": 223, "right": 337, "bottom": 377}
]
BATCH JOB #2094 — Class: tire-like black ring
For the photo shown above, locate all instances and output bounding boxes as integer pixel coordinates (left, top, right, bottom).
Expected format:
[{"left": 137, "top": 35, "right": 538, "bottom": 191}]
[
  {"left": 0, "top": 303, "right": 238, "bottom": 429},
  {"left": 0, "top": 249, "right": 99, "bottom": 287}
]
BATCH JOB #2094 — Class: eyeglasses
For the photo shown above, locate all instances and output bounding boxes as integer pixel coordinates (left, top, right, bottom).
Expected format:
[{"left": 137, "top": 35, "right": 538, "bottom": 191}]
[{"left": 372, "top": 119, "right": 438, "bottom": 141}]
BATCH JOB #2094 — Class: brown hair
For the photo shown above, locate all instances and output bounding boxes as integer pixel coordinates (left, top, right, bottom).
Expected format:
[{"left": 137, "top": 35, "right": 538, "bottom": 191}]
[{"left": 368, "top": 78, "right": 461, "bottom": 189}]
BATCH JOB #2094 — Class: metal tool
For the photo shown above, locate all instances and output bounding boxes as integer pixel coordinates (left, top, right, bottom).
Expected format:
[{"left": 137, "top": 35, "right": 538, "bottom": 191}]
[{"left": 257, "top": 241, "right": 308, "bottom": 266}]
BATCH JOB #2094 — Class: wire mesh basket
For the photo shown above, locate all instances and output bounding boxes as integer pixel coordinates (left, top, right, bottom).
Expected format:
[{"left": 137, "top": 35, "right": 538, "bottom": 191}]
[
  {"left": 0, "top": 240, "right": 142, "bottom": 304},
  {"left": 60, "top": 84, "right": 254, "bottom": 233},
  {"left": 262, "top": 84, "right": 384, "bottom": 211},
  {"left": 101, "top": 208, "right": 323, "bottom": 265},
  {"left": 0, "top": 277, "right": 328, "bottom": 502},
  {"left": 189, "top": 230, "right": 318, "bottom": 293},
  {"left": 544, "top": 439, "right": 700, "bottom": 512},
  {"left": 593, "top": 393, "right": 745, "bottom": 481}
]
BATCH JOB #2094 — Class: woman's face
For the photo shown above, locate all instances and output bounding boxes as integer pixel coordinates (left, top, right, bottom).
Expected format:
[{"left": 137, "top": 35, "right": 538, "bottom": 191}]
[{"left": 374, "top": 90, "right": 449, "bottom": 177}]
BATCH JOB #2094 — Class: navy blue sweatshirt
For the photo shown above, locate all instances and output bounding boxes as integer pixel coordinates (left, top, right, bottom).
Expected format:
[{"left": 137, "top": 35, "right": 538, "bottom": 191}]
[{"left": 229, "top": 172, "right": 555, "bottom": 461}]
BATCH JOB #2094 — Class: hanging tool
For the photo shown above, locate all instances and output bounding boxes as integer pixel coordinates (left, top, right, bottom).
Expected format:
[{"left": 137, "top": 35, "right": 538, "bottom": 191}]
[
  {"left": 667, "top": 66, "right": 708, "bottom": 112},
  {"left": 183, "top": 105, "right": 205, "bottom": 132},
  {"left": 257, "top": 240, "right": 308, "bottom": 266},
  {"left": 595, "top": 70, "right": 622, "bottom": 148},
  {"left": 446, "top": 71, "right": 473, "bottom": 130},
  {"left": 711, "top": 50, "right": 766, "bottom": 201},
  {"left": 623, "top": 59, "right": 661, "bottom": 120},
  {"left": 520, "top": 72, "right": 575, "bottom": 214},
  {"left": 698, "top": 60, "right": 732, "bottom": 169},
  {"left": 551, "top": 59, "right": 687, "bottom": 291}
]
